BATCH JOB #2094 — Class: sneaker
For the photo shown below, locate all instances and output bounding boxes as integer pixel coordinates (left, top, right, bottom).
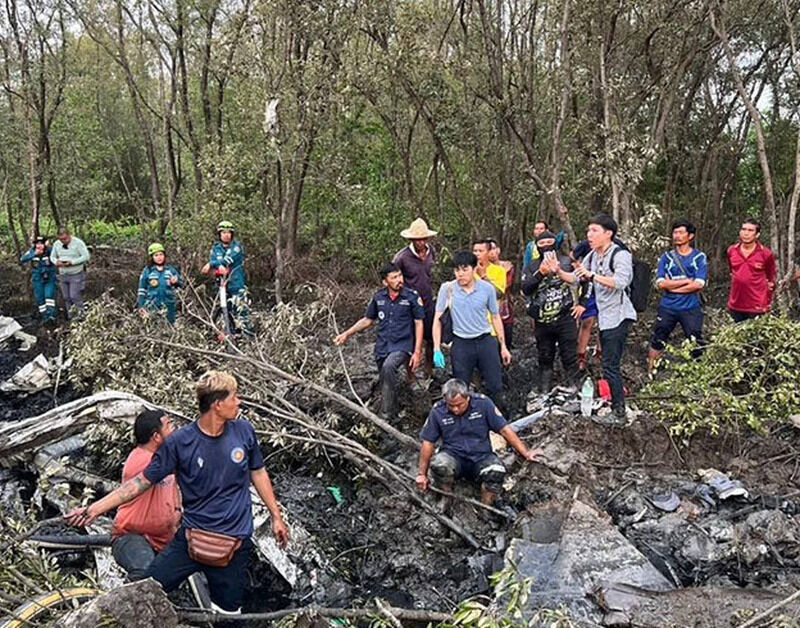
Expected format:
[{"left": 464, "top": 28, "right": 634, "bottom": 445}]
[
  {"left": 188, "top": 572, "right": 212, "bottom": 609},
  {"left": 592, "top": 406, "right": 627, "bottom": 427}
]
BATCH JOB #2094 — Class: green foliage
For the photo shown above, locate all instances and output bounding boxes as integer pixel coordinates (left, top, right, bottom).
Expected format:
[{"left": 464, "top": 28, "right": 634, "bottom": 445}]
[
  {"left": 438, "top": 566, "right": 576, "bottom": 628},
  {"left": 641, "top": 315, "right": 800, "bottom": 438},
  {"left": 65, "top": 294, "right": 210, "bottom": 415},
  {"left": 83, "top": 218, "right": 153, "bottom": 246}
]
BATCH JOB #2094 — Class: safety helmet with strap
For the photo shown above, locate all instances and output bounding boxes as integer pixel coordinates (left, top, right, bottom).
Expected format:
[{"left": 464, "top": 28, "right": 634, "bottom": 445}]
[
  {"left": 217, "top": 220, "right": 235, "bottom": 233},
  {"left": 148, "top": 243, "right": 165, "bottom": 256}
]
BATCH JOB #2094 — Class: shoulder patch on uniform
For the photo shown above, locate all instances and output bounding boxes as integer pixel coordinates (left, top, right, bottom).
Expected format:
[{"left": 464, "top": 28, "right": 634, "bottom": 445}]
[
  {"left": 234, "top": 245, "right": 240, "bottom": 252},
  {"left": 417, "top": 297, "right": 424, "bottom": 306},
  {"left": 495, "top": 406, "right": 503, "bottom": 416}
]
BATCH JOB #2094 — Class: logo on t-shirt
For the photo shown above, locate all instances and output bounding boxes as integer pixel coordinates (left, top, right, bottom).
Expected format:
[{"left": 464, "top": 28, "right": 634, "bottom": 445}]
[{"left": 230, "top": 447, "right": 245, "bottom": 464}]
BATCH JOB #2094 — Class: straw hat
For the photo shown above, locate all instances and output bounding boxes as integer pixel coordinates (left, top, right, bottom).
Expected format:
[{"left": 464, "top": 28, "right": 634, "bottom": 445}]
[{"left": 401, "top": 218, "right": 438, "bottom": 239}]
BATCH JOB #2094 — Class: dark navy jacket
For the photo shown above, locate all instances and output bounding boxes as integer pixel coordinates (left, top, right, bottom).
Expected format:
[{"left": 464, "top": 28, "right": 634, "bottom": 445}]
[
  {"left": 420, "top": 394, "right": 507, "bottom": 462},
  {"left": 364, "top": 286, "right": 425, "bottom": 360}
]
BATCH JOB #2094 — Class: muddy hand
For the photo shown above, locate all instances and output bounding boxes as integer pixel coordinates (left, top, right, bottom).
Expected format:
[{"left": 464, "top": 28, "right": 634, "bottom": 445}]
[
  {"left": 65, "top": 506, "right": 97, "bottom": 528},
  {"left": 273, "top": 517, "right": 290, "bottom": 548},
  {"left": 416, "top": 474, "right": 429, "bottom": 492},
  {"left": 524, "top": 447, "right": 544, "bottom": 463}
]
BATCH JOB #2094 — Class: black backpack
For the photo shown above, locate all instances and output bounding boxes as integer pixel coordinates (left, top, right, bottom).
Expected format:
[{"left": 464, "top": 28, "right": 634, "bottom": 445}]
[{"left": 588, "top": 242, "right": 652, "bottom": 313}]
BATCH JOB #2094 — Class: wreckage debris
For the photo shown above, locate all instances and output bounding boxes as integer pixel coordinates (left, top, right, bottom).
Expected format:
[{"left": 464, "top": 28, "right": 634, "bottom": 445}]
[{"left": 505, "top": 500, "right": 673, "bottom": 624}]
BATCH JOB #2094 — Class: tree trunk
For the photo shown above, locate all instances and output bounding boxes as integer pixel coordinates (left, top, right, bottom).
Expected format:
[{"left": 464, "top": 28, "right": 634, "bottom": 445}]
[{"left": 710, "top": 3, "right": 780, "bottom": 271}]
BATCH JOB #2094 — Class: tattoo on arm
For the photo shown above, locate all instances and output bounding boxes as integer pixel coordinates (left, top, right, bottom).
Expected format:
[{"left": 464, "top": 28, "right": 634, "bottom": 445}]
[{"left": 117, "top": 475, "right": 152, "bottom": 505}]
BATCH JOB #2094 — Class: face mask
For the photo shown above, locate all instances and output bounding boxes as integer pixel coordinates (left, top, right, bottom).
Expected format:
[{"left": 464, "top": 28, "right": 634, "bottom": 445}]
[{"left": 537, "top": 243, "right": 555, "bottom": 254}]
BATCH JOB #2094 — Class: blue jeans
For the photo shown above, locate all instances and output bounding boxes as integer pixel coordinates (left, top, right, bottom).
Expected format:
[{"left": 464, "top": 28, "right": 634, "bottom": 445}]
[
  {"left": 144, "top": 527, "right": 252, "bottom": 611},
  {"left": 651, "top": 306, "right": 704, "bottom": 358},
  {"left": 112, "top": 533, "right": 156, "bottom": 581},
  {"left": 599, "top": 319, "right": 632, "bottom": 410}
]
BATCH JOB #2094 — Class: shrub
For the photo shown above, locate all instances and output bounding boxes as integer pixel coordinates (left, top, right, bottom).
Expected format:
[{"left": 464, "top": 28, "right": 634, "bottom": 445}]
[{"left": 641, "top": 315, "right": 800, "bottom": 438}]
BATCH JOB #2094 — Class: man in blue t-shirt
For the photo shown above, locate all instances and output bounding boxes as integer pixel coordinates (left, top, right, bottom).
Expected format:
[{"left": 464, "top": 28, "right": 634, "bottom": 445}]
[
  {"left": 66, "top": 371, "right": 289, "bottom": 614},
  {"left": 415, "top": 378, "right": 542, "bottom": 506},
  {"left": 648, "top": 220, "right": 708, "bottom": 372},
  {"left": 335, "top": 263, "right": 425, "bottom": 419}
]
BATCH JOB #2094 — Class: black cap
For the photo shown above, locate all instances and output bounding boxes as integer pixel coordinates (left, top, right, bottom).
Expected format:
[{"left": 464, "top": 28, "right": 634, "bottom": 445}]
[{"left": 536, "top": 230, "right": 557, "bottom": 242}]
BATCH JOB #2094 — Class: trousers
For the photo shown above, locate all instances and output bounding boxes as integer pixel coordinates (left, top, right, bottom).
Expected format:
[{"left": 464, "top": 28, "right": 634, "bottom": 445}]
[
  {"left": 451, "top": 334, "right": 504, "bottom": 411},
  {"left": 533, "top": 313, "right": 578, "bottom": 378},
  {"left": 599, "top": 319, "right": 631, "bottom": 410},
  {"left": 145, "top": 527, "right": 252, "bottom": 612},
  {"left": 59, "top": 271, "right": 86, "bottom": 316},
  {"left": 376, "top": 351, "right": 409, "bottom": 418}
]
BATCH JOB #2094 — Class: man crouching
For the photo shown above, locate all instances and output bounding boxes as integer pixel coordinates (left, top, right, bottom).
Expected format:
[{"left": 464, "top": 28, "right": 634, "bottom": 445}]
[{"left": 416, "top": 378, "right": 542, "bottom": 506}]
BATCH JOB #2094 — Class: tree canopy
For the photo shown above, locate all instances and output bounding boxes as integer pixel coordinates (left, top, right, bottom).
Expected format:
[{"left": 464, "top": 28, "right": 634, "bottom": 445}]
[{"left": 1, "top": 0, "right": 799, "bottom": 285}]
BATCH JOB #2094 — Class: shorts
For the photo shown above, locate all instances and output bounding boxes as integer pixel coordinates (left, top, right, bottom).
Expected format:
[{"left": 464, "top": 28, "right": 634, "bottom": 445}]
[{"left": 581, "top": 295, "right": 598, "bottom": 320}]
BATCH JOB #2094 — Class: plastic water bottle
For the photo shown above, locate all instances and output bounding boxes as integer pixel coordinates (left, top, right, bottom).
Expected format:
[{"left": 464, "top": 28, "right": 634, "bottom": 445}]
[{"left": 580, "top": 377, "right": 594, "bottom": 417}]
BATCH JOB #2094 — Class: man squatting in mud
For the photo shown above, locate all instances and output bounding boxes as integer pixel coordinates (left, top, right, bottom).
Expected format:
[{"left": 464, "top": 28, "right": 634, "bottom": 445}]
[{"left": 416, "top": 378, "right": 543, "bottom": 506}]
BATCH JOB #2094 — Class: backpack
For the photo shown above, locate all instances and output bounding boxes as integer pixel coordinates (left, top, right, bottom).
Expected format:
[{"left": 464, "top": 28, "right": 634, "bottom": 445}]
[{"left": 588, "top": 242, "right": 652, "bottom": 313}]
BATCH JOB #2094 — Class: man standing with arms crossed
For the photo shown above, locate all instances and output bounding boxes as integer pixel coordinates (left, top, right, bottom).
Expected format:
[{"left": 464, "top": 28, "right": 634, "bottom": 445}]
[
  {"left": 648, "top": 220, "right": 707, "bottom": 372},
  {"left": 727, "top": 217, "right": 776, "bottom": 322}
]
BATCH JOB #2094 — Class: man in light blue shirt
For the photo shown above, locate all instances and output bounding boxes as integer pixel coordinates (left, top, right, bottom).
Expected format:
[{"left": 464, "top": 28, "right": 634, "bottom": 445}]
[
  {"left": 432, "top": 251, "right": 511, "bottom": 411},
  {"left": 556, "top": 215, "right": 635, "bottom": 423},
  {"left": 50, "top": 226, "right": 91, "bottom": 318}
]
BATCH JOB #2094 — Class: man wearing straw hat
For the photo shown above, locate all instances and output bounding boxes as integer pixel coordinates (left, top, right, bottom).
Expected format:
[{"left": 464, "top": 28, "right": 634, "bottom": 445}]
[{"left": 394, "top": 218, "right": 437, "bottom": 373}]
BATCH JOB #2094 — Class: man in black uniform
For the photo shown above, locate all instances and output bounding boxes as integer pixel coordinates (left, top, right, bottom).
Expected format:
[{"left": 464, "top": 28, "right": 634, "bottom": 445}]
[
  {"left": 416, "top": 378, "right": 542, "bottom": 506},
  {"left": 335, "top": 263, "right": 425, "bottom": 419},
  {"left": 521, "top": 231, "right": 582, "bottom": 393}
]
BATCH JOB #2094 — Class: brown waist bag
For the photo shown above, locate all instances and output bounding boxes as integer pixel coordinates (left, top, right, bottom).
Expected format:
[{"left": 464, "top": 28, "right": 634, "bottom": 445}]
[{"left": 186, "top": 529, "right": 242, "bottom": 568}]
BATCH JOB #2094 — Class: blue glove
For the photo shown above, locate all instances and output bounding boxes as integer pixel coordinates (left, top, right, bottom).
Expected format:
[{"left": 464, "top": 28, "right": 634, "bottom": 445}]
[{"left": 433, "top": 350, "right": 446, "bottom": 369}]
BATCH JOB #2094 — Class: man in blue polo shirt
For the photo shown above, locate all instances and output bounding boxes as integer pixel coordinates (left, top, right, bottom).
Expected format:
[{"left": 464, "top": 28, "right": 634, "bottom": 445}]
[
  {"left": 416, "top": 379, "right": 542, "bottom": 505},
  {"left": 648, "top": 220, "right": 707, "bottom": 372},
  {"left": 335, "top": 263, "right": 425, "bottom": 419},
  {"left": 65, "top": 371, "right": 289, "bottom": 614},
  {"left": 432, "top": 251, "right": 511, "bottom": 412}
]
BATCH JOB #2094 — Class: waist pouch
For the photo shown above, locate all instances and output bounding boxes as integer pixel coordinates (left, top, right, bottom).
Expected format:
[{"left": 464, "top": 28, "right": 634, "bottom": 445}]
[{"left": 186, "top": 529, "right": 242, "bottom": 568}]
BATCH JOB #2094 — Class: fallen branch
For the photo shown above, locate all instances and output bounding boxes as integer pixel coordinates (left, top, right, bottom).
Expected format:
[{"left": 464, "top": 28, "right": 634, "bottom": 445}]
[
  {"left": 178, "top": 603, "right": 452, "bottom": 624},
  {"left": 739, "top": 587, "right": 800, "bottom": 628},
  {"left": 136, "top": 336, "right": 418, "bottom": 449}
]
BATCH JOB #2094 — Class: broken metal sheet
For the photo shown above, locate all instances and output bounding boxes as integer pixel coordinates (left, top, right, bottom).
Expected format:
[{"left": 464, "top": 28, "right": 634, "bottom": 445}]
[
  {"left": 508, "top": 408, "right": 547, "bottom": 433},
  {"left": 1, "top": 353, "right": 52, "bottom": 393},
  {"left": 0, "top": 316, "right": 22, "bottom": 344},
  {"left": 0, "top": 391, "right": 168, "bottom": 461},
  {"left": 13, "top": 330, "right": 37, "bottom": 352},
  {"left": 251, "top": 487, "right": 331, "bottom": 591},
  {"left": 505, "top": 500, "right": 673, "bottom": 622}
]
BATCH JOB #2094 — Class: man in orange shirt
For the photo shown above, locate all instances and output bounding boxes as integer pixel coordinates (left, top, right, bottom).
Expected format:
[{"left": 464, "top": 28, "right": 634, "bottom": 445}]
[{"left": 111, "top": 410, "right": 180, "bottom": 580}]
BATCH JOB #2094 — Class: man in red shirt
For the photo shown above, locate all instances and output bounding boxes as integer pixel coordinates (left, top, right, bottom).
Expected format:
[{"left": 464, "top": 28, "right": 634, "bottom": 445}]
[
  {"left": 111, "top": 410, "right": 180, "bottom": 580},
  {"left": 727, "top": 217, "right": 776, "bottom": 322}
]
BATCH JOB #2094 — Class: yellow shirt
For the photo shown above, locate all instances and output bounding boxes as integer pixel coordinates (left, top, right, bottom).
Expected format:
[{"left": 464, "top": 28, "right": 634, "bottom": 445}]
[{"left": 475, "top": 264, "right": 506, "bottom": 335}]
